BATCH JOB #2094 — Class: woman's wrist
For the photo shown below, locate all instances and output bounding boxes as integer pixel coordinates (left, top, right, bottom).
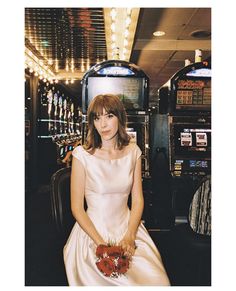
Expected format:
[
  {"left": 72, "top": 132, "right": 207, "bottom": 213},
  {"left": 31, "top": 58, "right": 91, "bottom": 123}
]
[
  {"left": 125, "top": 229, "right": 136, "bottom": 240},
  {"left": 95, "top": 238, "right": 106, "bottom": 246}
]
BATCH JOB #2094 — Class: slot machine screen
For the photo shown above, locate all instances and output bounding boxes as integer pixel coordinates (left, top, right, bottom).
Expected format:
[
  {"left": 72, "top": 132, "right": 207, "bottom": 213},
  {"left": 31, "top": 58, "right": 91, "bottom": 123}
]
[
  {"left": 126, "top": 128, "right": 137, "bottom": 144},
  {"left": 173, "top": 125, "right": 211, "bottom": 158},
  {"left": 68, "top": 145, "right": 73, "bottom": 151},
  {"left": 175, "top": 68, "right": 211, "bottom": 111},
  {"left": 59, "top": 146, "right": 65, "bottom": 158},
  {"left": 126, "top": 122, "right": 146, "bottom": 155},
  {"left": 87, "top": 77, "right": 145, "bottom": 111}
]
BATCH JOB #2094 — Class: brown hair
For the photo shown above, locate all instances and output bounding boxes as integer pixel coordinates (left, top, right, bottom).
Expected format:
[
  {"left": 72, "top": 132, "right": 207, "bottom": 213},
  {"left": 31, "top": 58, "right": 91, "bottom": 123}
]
[{"left": 84, "top": 94, "right": 130, "bottom": 151}]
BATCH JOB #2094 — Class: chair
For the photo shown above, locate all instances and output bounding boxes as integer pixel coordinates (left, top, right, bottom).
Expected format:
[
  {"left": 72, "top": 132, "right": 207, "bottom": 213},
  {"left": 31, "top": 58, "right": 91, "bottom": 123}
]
[
  {"left": 50, "top": 167, "right": 75, "bottom": 241},
  {"left": 189, "top": 176, "right": 211, "bottom": 236},
  {"left": 170, "top": 175, "right": 211, "bottom": 286}
]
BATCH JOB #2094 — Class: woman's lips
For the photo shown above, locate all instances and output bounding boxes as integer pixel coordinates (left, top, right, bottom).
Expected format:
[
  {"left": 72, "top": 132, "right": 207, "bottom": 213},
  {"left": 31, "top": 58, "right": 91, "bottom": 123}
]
[{"left": 101, "top": 130, "right": 110, "bottom": 135}]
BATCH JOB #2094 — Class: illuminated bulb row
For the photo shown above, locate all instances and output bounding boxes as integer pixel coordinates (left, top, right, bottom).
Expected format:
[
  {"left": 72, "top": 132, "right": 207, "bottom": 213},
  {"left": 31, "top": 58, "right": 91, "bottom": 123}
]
[
  {"left": 65, "top": 58, "right": 76, "bottom": 72},
  {"left": 66, "top": 59, "right": 69, "bottom": 72},
  {"left": 80, "top": 58, "right": 91, "bottom": 72},
  {"left": 25, "top": 48, "right": 87, "bottom": 84},
  {"left": 110, "top": 8, "right": 117, "bottom": 59},
  {"left": 65, "top": 79, "right": 75, "bottom": 84},
  {"left": 25, "top": 48, "right": 78, "bottom": 84},
  {"left": 55, "top": 59, "right": 59, "bottom": 72},
  {"left": 25, "top": 58, "right": 60, "bottom": 84},
  {"left": 71, "top": 59, "right": 75, "bottom": 72},
  {"left": 122, "top": 8, "right": 132, "bottom": 60},
  {"left": 25, "top": 47, "right": 56, "bottom": 82},
  {"left": 110, "top": 8, "right": 132, "bottom": 60},
  {"left": 25, "top": 47, "right": 54, "bottom": 72}
]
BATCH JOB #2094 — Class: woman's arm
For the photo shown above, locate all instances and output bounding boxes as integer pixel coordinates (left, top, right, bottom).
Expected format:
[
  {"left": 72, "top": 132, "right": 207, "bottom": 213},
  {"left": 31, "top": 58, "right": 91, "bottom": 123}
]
[
  {"left": 119, "top": 156, "right": 144, "bottom": 256},
  {"left": 70, "top": 157, "right": 106, "bottom": 246}
]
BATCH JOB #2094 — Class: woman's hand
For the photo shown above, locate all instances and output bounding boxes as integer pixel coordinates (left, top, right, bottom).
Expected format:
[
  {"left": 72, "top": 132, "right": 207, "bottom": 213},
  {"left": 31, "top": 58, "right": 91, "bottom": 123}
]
[
  {"left": 95, "top": 239, "right": 107, "bottom": 247},
  {"left": 118, "top": 231, "right": 136, "bottom": 258}
]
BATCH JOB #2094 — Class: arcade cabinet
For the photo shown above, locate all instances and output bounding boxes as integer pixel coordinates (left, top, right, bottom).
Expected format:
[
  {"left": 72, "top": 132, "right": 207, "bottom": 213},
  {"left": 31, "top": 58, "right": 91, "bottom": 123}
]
[
  {"left": 158, "top": 60, "right": 211, "bottom": 224},
  {"left": 81, "top": 60, "right": 150, "bottom": 178}
]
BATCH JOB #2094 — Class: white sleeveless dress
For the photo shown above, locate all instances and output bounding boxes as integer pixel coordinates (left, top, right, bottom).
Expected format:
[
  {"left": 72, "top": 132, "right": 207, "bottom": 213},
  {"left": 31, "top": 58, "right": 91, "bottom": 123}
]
[{"left": 63, "top": 144, "right": 170, "bottom": 286}]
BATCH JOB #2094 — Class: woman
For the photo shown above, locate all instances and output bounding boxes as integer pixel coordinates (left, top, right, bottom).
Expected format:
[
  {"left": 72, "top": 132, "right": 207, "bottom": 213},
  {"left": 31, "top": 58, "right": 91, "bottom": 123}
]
[{"left": 63, "top": 94, "right": 170, "bottom": 286}]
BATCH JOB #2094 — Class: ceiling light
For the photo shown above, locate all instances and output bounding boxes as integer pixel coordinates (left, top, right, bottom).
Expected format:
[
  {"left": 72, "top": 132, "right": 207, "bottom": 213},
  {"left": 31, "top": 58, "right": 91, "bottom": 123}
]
[
  {"left": 110, "top": 8, "right": 117, "bottom": 20},
  {"left": 127, "top": 8, "right": 132, "bottom": 15},
  {"left": 55, "top": 59, "right": 59, "bottom": 72},
  {"left": 111, "top": 22, "right": 115, "bottom": 32},
  {"left": 111, "top": 34, "right": 116, "bottom": 41},
  {"left": 66, "top": 60, "right": 69, "bottom": 72},
  {"left": 190, "top": 30, "right": 211, "bottom": 38},
  {"left": 153, "top": 30, "right": 165, "bottom": 37},
  {"left": 81, "top": 61, "right": 85, "bottom": 72},
  {"left": 25, "top": 47, "right": 56, "bottom": 82},
  {"left": 125, "top": 17, "right": 131, "bottom": 27},
  {"left": 104, "top": 8, "right": 140, "bottom": 61},
  {"left": 71, "top": 59, "right": 75, "bottom": 72},
  {"left": 124, "top": 29, "right": 129, "bottom": 37}
]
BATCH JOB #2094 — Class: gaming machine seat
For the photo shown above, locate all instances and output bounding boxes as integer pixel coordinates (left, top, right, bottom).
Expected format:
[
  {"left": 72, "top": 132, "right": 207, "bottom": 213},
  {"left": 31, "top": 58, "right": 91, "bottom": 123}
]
[
  {"left": 50, "top": 167, "right": 75, "bottom": 241},
  {"left": 170, "top": 175, "right": 211, "bottom": 286}
]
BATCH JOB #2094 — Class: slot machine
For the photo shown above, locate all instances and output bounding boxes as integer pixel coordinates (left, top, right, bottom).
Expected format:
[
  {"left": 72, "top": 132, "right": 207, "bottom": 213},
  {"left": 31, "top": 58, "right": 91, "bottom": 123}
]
[
  {"left": 63, "top": 98, "right": 68, "bottom": 134},
  {"left": 53, "top": 92, "right": 58, "bottom": 135},
  {"left": 37, "top": 82, "right": 82, "bottom": 184},
  {"left": 70, "top": 103, "right": 75, "bottom": 134},
  {"left": 81, "top": 60, "right": 150, "bottom": 177},
  {"left": 47, "top": 89, "right": 53, "bottom": 134},
  {"left": 58, "top": 95, "right": 63, "bottom": 134},
  {"left": 158, "top": 61, "right": 211, "bottom": 222}
]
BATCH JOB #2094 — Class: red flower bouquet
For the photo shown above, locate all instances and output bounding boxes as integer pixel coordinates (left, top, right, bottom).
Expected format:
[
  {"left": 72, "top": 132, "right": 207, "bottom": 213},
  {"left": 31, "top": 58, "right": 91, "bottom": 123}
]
[{"left": 95, "top": 244, "right": 130, "bottom": 278}]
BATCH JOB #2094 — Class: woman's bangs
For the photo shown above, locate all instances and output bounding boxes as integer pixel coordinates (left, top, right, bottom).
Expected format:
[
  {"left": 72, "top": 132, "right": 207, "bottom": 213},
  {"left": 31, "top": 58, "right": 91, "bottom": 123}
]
[
  {"left": 90, "top": 101, "right": 104, "bottom": 119},
  {"left": 103, "top": 97, "right": 118, "bottom": 116},
  {"left": 91, "top": 97, "right": 117, "bottom": 118}
]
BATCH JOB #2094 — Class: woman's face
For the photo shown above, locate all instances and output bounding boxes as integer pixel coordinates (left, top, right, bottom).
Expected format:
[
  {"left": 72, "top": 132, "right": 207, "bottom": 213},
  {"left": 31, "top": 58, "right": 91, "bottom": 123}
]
[{"left": 93, "top": 108, "right": 119, "bottom": 142}]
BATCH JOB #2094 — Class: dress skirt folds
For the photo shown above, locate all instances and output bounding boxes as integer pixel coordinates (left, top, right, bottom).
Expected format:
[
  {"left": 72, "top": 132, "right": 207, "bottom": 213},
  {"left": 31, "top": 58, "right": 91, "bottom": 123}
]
[{"left": 63, "top": 145, "right": 170, "bottom": 286}]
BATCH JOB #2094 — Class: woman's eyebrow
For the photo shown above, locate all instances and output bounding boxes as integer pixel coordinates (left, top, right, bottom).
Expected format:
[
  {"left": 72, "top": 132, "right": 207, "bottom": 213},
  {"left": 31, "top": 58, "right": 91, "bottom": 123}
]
[
  {"left": 99, "top": 112, "right": 110, "bottom": 116},
  {"left": 94, "top": 112, "right": 108, "bottom": 117}
]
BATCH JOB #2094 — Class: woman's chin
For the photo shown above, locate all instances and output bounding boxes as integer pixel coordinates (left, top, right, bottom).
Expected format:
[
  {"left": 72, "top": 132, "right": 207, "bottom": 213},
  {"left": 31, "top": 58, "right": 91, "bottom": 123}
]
[{"left": 101, "top": 132, "right": 118, "bottom": 141}]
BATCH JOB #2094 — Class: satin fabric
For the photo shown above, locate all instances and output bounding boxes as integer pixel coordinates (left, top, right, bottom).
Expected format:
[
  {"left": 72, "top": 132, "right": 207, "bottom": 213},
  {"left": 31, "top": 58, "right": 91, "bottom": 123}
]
[{"left": 63, "top": 144, "right": 170, "bottom": 286}]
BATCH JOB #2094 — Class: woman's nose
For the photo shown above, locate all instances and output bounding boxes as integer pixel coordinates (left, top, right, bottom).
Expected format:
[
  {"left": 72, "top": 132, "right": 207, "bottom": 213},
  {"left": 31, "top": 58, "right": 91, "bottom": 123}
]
[{"left": 100, "top": 117, "right": 107, "bottom": 128}]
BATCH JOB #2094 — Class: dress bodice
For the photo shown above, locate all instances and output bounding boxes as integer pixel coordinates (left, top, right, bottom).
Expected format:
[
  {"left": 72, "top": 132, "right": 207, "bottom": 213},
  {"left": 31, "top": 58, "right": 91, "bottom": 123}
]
[{"left": 72, "top": 144, "right": 142, "bottom": 241}]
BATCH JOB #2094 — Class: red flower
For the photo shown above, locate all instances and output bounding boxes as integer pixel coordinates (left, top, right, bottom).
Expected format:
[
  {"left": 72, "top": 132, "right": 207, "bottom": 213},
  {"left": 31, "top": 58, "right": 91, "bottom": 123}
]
[
  {"left": 116, "top": 257, "right": 130, "bottom": 274},
  {"left": 106, "top": 245, "right": 123, "bottom": 258},
  {"left": 95, "top": 244, "right": 130, "bottom": 277},
  {"left": 96, "top": 257, "right": 115, "bottom": 277},
  {"left": 96, "top": 244, "right": 108, "bottom": 258}
]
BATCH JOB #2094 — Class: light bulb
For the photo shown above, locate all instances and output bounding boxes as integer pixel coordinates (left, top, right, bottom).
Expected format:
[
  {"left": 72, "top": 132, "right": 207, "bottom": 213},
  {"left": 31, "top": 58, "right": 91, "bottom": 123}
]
[{"left": 110, "top": 8, "right": 117, "bottom": 20}]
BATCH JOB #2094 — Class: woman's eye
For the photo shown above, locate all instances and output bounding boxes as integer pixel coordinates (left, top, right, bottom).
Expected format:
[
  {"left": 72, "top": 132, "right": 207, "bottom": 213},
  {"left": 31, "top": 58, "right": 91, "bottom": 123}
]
[
  {"left": 94, "top": 116, "right": 100, "bottom": 121},
  {"left": 107, "top": 114, "right": 114, "bottom": 118}
]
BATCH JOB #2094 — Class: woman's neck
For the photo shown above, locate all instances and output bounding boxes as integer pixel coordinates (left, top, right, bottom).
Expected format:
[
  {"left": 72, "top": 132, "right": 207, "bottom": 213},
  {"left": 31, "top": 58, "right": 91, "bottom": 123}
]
[{"left": 101, "top": 139, "right": 117, "bottom": 151}]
